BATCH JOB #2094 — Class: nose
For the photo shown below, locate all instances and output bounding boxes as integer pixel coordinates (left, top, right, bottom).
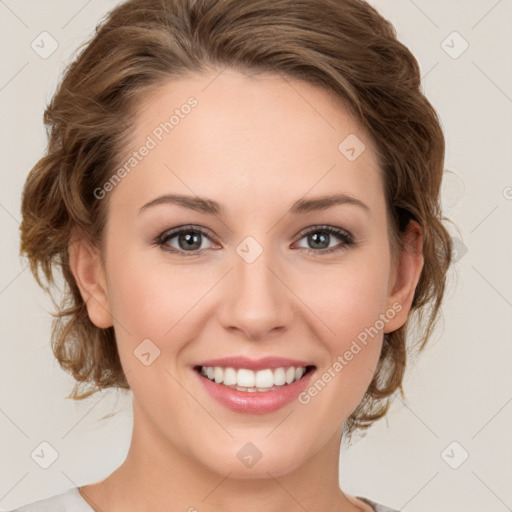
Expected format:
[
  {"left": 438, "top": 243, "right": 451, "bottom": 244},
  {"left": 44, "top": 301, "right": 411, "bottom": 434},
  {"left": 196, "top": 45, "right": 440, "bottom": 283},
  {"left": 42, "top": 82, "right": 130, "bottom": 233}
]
[{"left": 217, "top": 244, "right": 295, "bottom": 341}]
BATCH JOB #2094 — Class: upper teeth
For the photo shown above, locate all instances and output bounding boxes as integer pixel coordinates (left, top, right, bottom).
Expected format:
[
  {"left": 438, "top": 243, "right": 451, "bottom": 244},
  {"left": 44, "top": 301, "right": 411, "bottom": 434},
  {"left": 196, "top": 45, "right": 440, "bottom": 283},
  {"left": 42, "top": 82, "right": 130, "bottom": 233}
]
[{"left": 200, "top": 366, "right": 307, "bottom": 390}]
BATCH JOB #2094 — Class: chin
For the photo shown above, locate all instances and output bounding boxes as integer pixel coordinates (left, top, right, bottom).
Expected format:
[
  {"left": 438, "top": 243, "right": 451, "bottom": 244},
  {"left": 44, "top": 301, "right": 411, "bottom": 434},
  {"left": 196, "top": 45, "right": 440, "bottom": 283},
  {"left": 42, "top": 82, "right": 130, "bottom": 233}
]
[{"left": 193, "top": 438, "right": 309, "bottom": 480}]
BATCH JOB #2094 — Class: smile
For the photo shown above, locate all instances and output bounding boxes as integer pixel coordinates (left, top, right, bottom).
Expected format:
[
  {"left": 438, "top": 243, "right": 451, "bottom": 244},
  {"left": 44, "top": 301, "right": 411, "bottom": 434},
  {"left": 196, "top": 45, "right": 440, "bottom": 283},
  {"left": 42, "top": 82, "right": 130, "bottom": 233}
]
[
  {"left": 196, "top": 365, "right": 314, "bottom": 392},
  {"left": 193, "top": 357, "right": 317, "bottom": 414}
]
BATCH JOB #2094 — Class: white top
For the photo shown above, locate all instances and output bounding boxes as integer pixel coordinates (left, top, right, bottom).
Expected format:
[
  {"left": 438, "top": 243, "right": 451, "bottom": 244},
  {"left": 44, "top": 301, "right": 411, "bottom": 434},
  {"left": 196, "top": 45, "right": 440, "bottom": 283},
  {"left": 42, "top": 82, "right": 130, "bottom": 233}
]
[
  {"left": 5, "top": 487, "right": 400, "bottom": 512},
  {"left": 6, "top": 488, "right": 94, "bottom": 512}
]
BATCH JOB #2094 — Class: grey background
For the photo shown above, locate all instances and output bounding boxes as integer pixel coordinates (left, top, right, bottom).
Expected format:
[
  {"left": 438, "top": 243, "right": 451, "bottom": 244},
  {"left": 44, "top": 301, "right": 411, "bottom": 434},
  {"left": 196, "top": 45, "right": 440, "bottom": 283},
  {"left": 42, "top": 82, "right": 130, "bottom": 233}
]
[{"left": 1, "top": 1, "right": 511, "bottom": 511}]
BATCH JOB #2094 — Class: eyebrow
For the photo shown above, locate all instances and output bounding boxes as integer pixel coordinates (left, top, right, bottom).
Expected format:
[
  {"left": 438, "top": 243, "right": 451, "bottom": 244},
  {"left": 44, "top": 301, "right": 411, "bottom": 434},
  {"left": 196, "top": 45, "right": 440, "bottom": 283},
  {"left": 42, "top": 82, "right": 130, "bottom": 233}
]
[{"left": 139, "top": 193, "right": 371, "bottom": 216}]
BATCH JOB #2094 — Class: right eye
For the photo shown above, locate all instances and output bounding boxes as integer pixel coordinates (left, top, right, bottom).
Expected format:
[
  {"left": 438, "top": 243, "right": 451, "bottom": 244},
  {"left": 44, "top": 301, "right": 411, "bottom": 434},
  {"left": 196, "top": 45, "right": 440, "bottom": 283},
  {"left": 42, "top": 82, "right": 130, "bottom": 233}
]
[{"left": 155, "top": 225, "right": 218, "bottom": 256}]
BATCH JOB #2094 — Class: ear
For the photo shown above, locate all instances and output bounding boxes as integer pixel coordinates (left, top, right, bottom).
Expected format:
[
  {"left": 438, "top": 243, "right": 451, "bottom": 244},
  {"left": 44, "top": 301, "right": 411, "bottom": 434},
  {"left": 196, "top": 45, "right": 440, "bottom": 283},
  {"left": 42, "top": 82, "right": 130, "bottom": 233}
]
[
  {"left": 383, "top": 220, "right": 424, "bottom": 333},
  {"left": 69, "top": 231, "right": 113, "bottom": 329}
]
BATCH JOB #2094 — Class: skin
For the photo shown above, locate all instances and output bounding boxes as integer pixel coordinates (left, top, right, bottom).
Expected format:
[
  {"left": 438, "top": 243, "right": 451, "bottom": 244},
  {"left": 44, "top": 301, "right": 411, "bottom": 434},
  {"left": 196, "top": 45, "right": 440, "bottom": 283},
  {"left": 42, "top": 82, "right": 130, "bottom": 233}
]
[{"left": 71, "top": 68, "right": 423, "bottom": 512}]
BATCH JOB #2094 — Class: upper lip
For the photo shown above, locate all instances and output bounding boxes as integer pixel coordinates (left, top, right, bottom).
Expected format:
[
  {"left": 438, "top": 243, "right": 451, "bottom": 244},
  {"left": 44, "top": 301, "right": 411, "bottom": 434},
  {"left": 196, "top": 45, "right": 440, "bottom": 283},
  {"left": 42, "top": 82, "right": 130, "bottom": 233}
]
[{"left": 194, "top": 356, "right": 315, "bottom": 371}]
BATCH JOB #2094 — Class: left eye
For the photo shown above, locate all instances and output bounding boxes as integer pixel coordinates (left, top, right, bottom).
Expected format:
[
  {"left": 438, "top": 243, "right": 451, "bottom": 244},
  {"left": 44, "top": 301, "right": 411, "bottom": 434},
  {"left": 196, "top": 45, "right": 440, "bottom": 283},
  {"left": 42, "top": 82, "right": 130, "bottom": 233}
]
[{"left": 294, "top": 225, "right": 354, "bottom": 254}]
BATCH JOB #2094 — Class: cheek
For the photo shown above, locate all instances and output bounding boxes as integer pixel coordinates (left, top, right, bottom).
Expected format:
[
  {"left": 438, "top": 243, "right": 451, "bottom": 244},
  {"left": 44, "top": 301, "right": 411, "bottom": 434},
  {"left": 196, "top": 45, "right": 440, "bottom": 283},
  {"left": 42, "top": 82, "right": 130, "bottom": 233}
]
[
  {"left": 105, "top": 249, "right": 216, "bottom": 350},
  {"left": 103, "top": 254, "right": 203, "bottom": 405},
  {"left": 299, "top": 249, "right": 391, "bottom": 399},
  {"left": 308, "top": 253, "right": 390, "bottom": 345}
]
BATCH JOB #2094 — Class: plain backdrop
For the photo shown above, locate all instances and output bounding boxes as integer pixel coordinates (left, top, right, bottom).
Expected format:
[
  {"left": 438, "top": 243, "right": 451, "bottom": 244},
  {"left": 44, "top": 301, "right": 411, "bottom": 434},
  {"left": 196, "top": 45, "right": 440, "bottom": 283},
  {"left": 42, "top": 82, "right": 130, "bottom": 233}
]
[{"left": 1, "top": 1, "right": 511, "bottom": 511}]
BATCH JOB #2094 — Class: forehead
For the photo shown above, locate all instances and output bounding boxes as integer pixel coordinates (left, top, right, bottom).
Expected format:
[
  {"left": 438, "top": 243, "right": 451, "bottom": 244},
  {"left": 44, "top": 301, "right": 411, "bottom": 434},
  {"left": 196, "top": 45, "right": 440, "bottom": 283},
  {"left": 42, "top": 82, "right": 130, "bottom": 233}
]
[{"left": 112, "top": 69, "right": 385, "bottom": 216}]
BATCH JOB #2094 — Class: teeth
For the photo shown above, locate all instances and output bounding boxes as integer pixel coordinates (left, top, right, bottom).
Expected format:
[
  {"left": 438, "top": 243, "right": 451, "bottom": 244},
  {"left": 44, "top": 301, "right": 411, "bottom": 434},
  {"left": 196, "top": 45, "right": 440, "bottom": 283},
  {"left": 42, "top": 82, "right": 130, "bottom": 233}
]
[
  {"left": 285, "top": 367, "right": 295, "bottom": 384},
  {"left": 255, "top": 369, "right": 274, "bottom": 388},
  {"left": 214, "top": 367, "right": 223, "bottom": 384},
  {"left": 199, "top": 365, "right": 310, "bottom": 390},
  {"left": 237, "top": 368, "right": 255, "bottom": 387},
  {"left": 223, "top": 367, "right": 237, "bottom": 386},
  {"left": 273, "top": 367, "right": 286, "bottom": 386}
]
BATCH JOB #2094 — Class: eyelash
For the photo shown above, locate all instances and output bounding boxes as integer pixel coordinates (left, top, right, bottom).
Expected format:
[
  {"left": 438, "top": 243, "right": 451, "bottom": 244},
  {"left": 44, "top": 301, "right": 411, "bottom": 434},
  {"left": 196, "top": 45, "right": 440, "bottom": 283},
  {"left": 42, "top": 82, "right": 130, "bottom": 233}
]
[{"left": 154, "top": 224, "right": 355, "bottom": 257}]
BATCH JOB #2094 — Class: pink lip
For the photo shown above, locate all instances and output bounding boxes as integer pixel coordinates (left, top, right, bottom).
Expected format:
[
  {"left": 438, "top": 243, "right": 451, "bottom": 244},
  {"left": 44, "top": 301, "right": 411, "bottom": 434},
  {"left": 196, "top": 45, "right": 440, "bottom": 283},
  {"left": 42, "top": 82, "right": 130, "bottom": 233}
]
[
  {"left": 193, "top": 364, "right": 316, "bottom": 414},
  {"left": 194, "top": 356, "right": 313, "bottom": 371}
]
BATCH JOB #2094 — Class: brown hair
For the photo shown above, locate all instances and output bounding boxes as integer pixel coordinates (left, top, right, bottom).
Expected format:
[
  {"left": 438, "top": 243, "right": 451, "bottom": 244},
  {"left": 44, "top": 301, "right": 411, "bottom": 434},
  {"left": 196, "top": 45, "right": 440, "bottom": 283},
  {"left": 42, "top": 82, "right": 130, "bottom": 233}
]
[{"left": 20, "top": 0, "right": 452, "bottom": 441}]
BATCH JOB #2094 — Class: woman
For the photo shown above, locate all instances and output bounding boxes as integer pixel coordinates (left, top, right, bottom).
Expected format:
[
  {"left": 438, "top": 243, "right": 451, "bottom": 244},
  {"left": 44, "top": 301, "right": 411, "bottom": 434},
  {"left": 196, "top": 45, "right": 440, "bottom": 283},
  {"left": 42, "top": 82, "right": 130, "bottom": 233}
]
[{"left": 13, "top": 0, "right": 452, "bottom": 510}]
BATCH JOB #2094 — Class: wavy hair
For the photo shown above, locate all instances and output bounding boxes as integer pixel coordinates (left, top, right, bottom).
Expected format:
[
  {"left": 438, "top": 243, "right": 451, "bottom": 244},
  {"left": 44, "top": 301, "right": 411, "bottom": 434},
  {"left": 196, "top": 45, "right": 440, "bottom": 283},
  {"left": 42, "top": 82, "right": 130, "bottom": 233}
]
[{"left": 20, "top": 0, "right": 453, "bottom": 442}]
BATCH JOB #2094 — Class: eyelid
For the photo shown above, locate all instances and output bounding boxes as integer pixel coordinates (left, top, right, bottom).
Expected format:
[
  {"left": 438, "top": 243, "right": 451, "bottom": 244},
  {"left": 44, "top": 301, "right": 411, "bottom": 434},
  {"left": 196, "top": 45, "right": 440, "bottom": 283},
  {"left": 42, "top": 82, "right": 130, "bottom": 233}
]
[
  {"left": 155, "top": 224, "right": 216, "bottom": 242},
  {"left": 295, "top": 224, "right": 353, "bottom": 242}
]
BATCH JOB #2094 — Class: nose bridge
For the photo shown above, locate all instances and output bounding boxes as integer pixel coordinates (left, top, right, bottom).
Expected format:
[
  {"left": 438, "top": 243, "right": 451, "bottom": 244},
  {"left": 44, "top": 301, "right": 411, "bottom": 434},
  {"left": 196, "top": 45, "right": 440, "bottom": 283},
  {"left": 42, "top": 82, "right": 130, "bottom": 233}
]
[
  {"left": 219, "top": 234, "right": 293, "bottom": 338},
  {"left": 234, "top": 234, "right": 282, "bottom": 306}
]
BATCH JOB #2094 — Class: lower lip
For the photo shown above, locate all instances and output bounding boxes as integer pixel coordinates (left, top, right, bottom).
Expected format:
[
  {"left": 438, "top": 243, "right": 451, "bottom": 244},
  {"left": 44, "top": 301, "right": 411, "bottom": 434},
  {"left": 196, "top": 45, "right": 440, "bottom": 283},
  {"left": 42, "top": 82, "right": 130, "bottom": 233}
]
[{"left": 195, "top": 368, "right": 315, "bottom": 414}]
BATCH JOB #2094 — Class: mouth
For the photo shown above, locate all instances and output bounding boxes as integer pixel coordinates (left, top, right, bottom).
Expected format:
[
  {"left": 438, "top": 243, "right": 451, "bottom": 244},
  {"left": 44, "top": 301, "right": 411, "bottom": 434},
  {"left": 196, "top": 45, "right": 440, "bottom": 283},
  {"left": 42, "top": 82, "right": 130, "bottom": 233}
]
[
  {"left": 193, "top": 364, "right": 316, "bottom": 392},
  {"left": 192, "top": 357, "right": 317, "bottom": 414}
]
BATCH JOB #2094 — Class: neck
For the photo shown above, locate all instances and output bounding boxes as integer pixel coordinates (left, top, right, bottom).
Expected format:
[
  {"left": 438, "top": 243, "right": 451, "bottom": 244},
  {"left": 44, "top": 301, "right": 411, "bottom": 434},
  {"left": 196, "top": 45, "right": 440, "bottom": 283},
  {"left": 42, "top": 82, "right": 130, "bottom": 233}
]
[{"left": 80, "top": 400, "right": 366, "bottom": 512}]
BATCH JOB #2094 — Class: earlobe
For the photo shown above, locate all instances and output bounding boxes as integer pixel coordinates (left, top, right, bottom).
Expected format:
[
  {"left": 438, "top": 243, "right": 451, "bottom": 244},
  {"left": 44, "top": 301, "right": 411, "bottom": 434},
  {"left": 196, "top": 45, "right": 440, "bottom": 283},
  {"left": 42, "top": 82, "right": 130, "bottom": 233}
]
[
  {"left": 384, "top": 221, "right": 424, "bottom": 333},
  {"left": 69, "top": 232, "right": 113, "bottom": 329}
]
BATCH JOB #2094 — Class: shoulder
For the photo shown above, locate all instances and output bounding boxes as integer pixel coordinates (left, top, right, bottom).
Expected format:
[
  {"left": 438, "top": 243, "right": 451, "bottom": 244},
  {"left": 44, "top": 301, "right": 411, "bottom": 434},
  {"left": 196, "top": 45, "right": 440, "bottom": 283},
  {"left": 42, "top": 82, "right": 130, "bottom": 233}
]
[
  {"left": 4, "top": 487, "right": 94, "bottom": 512},
  {"left": 356, "top": 495, "right": 402, "bottom": 512}
]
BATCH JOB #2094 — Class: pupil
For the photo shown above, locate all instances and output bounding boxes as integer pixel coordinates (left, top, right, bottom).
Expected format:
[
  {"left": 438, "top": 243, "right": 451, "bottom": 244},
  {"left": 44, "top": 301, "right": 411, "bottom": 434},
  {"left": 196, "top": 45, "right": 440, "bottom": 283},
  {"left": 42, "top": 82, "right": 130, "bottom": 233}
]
[
  {"left": 310, "top": 232, "right": 329, "bottom": 249},
  {"left": 180, "top": 232, "right": 201, "bottom": 250}
]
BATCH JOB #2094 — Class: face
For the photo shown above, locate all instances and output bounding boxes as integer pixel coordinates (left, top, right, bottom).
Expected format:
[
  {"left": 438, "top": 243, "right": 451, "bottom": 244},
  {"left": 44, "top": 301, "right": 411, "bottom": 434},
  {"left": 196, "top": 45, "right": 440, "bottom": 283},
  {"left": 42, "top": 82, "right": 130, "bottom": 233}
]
[{"left": 74, "top": 69, "right": 421, "bottom": 479}]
